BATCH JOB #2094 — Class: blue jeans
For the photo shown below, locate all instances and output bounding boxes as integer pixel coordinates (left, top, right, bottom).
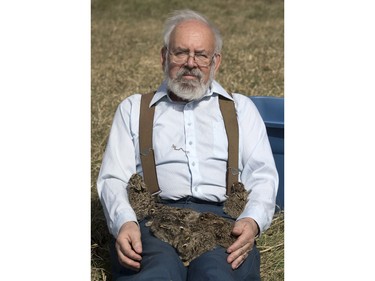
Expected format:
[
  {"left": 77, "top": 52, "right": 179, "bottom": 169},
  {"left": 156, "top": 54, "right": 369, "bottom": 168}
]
[{"left": 110, "top": 198, "right": 261, "bottom": 281}]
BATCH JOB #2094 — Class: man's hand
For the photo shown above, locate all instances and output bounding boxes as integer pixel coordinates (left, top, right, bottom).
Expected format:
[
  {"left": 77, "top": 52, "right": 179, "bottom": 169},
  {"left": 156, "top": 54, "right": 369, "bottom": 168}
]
[
  {"left": 226, "top": 217, "right": 259, "bottom": 270},
  {"left": 115, "top": 221, "right": 143, "bottom": 271}
]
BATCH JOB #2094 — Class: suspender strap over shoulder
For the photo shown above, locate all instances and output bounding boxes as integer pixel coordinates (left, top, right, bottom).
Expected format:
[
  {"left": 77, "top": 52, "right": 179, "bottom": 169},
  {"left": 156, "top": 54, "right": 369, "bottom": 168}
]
[
  {"left": 218, "top": 94, "right": 239, "bottom": 195},
  {"left": 139, "top": 92, "right": 239, "bottom": 196},
  {"left": 139, "top": 92, "right": 160, "bottom": 195}
]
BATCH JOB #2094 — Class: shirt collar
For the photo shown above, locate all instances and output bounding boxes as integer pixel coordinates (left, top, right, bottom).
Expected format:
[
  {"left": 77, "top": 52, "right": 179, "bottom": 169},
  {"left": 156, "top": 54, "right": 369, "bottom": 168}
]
[
  {"left": 149, "top": 80, "right": 233, "bottom": 107},
  {"left": 210, "top": 80, "right": 234, "bottom": 101}
]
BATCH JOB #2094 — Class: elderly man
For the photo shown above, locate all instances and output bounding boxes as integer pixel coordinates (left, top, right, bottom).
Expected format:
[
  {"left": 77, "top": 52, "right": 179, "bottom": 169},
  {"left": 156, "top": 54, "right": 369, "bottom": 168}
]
[{"left": 97, "top": 9, "right": 278, "bottom": 281}]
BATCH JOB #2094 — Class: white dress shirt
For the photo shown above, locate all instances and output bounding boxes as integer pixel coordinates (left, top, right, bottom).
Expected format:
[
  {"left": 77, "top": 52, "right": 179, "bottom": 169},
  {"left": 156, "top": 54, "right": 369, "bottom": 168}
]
[{"left": 97, "top": 80, "right": 278, "bottom": 237}]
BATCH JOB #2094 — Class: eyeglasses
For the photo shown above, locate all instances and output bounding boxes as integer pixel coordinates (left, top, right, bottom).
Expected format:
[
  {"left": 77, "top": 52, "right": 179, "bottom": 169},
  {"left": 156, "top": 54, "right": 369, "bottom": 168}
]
[{"left": 167, "top": 49, "right": 217, "bottom": 67}]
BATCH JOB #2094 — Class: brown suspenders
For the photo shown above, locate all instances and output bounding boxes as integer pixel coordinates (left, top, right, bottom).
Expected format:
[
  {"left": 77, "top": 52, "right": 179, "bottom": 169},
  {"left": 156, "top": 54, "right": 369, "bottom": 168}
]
[
  {"left": 138, "top": 92, "right": 159, "bottom": 195},
  {"left": 218, "top": 95, "right": 240, "bottom": 195},
  {"left": 139, "top": 92, "right": 239, "bottom": 195}
]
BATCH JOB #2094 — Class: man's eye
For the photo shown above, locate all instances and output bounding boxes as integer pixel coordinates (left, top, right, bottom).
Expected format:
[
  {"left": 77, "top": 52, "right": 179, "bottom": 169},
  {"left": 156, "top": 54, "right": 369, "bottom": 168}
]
[
  {"left": 175, "top": 51, "right": 187, "bottom": 57},
  {"left": 196, "top": 54, "right": 208, "bottom": 59}
]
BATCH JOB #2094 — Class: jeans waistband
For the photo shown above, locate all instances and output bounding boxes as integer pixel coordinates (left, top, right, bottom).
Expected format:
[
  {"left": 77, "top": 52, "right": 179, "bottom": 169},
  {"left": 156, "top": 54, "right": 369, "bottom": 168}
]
[{"left": 158, "top": 196, "right": 224, "bottom": 206}]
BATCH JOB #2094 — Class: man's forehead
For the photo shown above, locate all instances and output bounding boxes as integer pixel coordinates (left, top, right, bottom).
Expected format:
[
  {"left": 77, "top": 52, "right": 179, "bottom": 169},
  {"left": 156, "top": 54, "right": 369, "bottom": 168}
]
[
  {"left": 170, "top": 20, "right": 215, "bottom": 50},
  {"left": 172, "top": 19, "right": 212, "bottom": 36}
]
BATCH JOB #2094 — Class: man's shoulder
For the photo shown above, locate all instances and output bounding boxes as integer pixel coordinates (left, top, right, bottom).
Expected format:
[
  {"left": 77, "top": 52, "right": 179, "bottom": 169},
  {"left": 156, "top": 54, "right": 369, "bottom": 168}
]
[
  {"left": 231, "top": 92, "right": 249, "bottom": 100},
  {"left": 122, "top": 93, "right": 142, "bottom": 102},
  {"left": 118, "top": 93, "right": 142, "bottom": 107},
  {"left": 231, "top": 93, "right": 255, "bottom": 108}
]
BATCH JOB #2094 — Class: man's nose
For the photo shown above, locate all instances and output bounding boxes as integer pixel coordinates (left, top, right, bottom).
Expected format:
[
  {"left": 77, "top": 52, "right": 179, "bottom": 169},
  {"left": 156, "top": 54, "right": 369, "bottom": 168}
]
[{"left": 186, "top": 55, "right": 197, "bottom": 68}]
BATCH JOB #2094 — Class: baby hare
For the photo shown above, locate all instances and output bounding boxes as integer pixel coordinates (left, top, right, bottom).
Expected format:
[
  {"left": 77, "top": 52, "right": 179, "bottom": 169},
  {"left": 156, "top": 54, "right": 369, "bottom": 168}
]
[{"left": 127, "top": 174, "right": 250, "bottom": 266}]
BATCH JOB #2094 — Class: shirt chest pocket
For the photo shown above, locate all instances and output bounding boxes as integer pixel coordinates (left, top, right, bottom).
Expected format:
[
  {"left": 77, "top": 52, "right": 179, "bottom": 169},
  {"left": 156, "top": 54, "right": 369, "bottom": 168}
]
[{"left": 212, "top": 120, "right": 228, "bottom": 159}]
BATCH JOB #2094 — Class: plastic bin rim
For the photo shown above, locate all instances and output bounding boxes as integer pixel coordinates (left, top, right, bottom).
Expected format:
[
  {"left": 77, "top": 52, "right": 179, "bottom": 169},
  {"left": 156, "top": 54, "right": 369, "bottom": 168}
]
[{"left": 264, "top": 121, "right": 284, "bottom": 128}]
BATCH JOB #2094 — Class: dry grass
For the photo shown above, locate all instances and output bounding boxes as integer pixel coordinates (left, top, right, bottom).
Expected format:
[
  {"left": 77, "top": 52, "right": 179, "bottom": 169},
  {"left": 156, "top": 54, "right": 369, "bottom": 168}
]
[{"left": 92, "top": 0, "right": 284, "bottom": 280}]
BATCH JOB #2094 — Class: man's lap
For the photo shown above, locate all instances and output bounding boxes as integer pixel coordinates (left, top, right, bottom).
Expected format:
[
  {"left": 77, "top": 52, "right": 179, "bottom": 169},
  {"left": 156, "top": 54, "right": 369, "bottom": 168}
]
[{"left": 111, "top": 201, "right": 260, "bottom": 281}]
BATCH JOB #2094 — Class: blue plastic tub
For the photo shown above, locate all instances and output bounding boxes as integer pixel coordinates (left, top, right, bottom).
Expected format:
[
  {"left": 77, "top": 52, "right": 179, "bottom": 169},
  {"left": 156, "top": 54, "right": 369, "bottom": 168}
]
[{"left": 249, "top": 96, "right": 284, "bottom": 210}]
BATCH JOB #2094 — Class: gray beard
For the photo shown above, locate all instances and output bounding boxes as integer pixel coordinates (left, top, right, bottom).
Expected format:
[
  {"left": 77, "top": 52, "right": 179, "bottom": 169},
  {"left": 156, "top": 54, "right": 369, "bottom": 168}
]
[{"left": 165, "top": 62, "right": 215, "bottom": 101}]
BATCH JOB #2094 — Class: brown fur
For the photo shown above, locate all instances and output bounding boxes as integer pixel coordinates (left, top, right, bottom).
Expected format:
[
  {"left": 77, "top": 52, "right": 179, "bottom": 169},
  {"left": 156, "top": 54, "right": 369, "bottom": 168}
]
[{"left": 127, "top": 174, "right": 250, "bottom": 266}]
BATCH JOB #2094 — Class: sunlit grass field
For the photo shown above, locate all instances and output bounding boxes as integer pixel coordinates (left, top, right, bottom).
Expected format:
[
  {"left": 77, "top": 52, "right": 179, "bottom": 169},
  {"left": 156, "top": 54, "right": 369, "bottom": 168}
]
[{"left": 92, "top": 0, "right": 284, "bottom": 280}]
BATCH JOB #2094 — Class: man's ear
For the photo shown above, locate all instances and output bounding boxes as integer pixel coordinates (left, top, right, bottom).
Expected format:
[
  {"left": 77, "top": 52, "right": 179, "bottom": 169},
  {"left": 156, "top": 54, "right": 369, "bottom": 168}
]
[
  {"left": 160, "top": 46, "right": 167, "bottom": 69},
  {"left": 213, "top": 53, "right": 222, "bottom": 74}
]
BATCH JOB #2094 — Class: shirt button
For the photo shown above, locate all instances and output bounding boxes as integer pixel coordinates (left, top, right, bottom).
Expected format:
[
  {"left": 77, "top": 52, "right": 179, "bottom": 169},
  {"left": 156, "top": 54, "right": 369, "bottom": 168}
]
[
  {"left": 189, "top": 141, "right": 193, "bottom": 145},
  {"left": 192, "top": 162, "right": 196, "bottom": 166}
]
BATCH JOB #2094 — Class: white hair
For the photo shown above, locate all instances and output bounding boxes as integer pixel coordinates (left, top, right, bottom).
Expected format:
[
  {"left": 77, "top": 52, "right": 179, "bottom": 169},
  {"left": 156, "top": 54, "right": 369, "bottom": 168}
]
[{"left": 162, "top": 9, "right": 223, "bottom": 53}]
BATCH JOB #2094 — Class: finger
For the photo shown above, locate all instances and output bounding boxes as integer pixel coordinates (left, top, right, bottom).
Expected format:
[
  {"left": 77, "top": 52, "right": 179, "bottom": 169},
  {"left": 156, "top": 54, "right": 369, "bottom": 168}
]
[
  {"left": 227, "top": 237, "right": 245, "bottom": 254},
  {"left": 227, "top": 241, "right": 252, "bottom": 264},
  {"left": 227, "top": 233, "right": 252, "bottom": 254},
  {"left": 116, "top": 243, "right": 142, "bottom": 271},
  {"left": 131, "top": 238, "right": 143, "bottom": 255},
  {"left": 128, "top": 226, "right": 143, "bottom": 255},
  {"left": 117, "top": 247, "right": 142, "bottom": 271},
  {"left": 231, "top": 224, "right": 243, "bottom": 236},
  {"left": 231, "top": 251, "right": 249, "bottom": 270},
  {"left": 116, "top": 240, "right": 142, "bottom": 262}
]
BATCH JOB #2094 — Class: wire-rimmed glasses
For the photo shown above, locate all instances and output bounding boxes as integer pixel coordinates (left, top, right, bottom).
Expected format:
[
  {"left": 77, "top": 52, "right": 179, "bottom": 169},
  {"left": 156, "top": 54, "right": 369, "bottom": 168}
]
[{"left": 167, "top": 49, "right": 217, "bottom": 67}]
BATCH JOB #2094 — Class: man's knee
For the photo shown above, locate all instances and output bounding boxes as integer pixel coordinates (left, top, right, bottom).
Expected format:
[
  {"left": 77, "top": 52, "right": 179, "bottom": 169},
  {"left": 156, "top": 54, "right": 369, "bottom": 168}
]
[
  {"left": 111, "top": 238, "right": 187, "bottom": 281},
  {"left": 187, "top": 247, "right": 234, "bottom": 281},
  {"left": 187, "top": 246, "right": 260, "bottom": 281},
  {"left": 241, "top": 246, "right": 261, "bottom": 281},
  {"left": 139, "top": 250, "right": 187, "bottom": 280}
]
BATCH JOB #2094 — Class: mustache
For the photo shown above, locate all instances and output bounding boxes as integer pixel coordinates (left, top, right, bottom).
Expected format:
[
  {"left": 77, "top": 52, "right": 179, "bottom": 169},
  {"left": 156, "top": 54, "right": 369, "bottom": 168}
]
[{"left": 176, "top": 68, "right": 203, "bottom": 81}]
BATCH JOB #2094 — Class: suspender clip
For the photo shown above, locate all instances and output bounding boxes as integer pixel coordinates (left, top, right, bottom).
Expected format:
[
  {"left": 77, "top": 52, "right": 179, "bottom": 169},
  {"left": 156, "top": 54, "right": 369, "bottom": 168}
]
[
  {"left": 151, "top": 190, "right": 162, "bottom": 196},
  {"left": 140, "top": 147, "right": 153, "bottom": 156},
  {"left": 228, "top": 167, "right": 239, "bottom": 176}
]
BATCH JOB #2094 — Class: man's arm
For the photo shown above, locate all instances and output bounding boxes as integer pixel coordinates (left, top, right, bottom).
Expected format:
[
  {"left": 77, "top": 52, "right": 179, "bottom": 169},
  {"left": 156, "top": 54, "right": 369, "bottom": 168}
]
[
  {"left": 97, "top": 95, "right": 141, "bottom": 237},
  {"left": 226, "top": 94, "right": 279, "bottom": 268},
  {"left": 234, "top": 93, "right": 279, "bottom": 234}
]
